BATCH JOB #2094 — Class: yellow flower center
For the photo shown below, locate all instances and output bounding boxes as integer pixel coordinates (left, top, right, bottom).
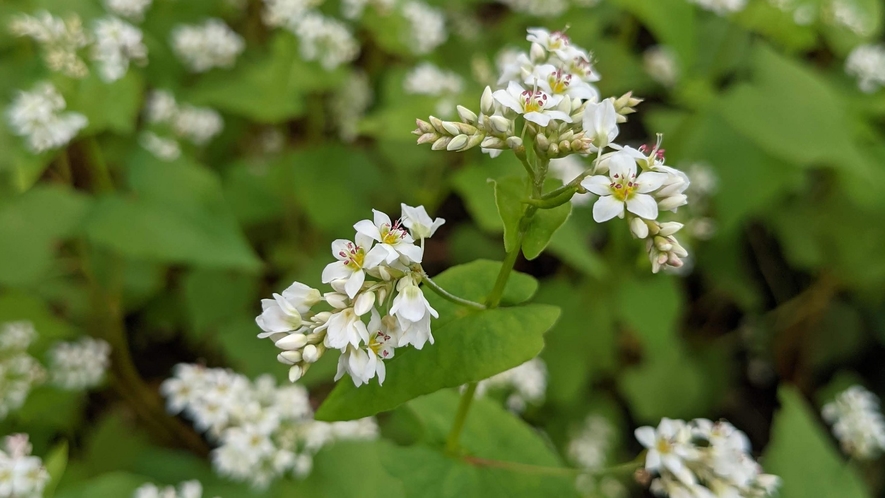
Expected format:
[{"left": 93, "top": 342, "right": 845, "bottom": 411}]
[
  {"left": 610, "top": 171, "right": 638, "bottom": 202},
  {"left": 338, "top": 242, "right": 365, "bottom": 270},
  {"left": 547, "top": 69, "right": 572, "bottom": 94},
  {"left": 520, "top": 90, "right": 548, "bottom": 113}
]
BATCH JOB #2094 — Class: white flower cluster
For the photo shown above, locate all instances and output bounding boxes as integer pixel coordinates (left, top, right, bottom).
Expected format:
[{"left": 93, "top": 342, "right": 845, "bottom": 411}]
[
  {"left": 0, "top": 322, "right": 45, "bottom": 421},
  {"left": 568, "top": 415, "right": 615, "bottom": 471},
  {"left": 331, "top": 71, "right": 373, "bottom": 142},
  {"left": 822, "top": 385, "right": 885, "bottom": 460},
  {"left": 341, "top": 0, "right": 396, "bottom": 20},
  {"left": 134, "top": 480, "right": 216, "bottom": 498},
  {"left": 475, "top": 358, "right": 547, "bottom": 413},
  {"left": 0, "top": 434, "right": 49, "bottom": 498},
  {"left": 635, "top": 418, "right": 780, "bottom": 498},
  {"left": 92, "top": 16, "right": 148, "bottom": 82},
  {"left": 498, "top": 0, "right": 599, "bottom": 18},
  {"left": 401, "top": 2, "right": 447, "bottom": 55},
  {"left": 827, "top": 0, "right": 874, "bottom": 36},
  {"left": 6, "top": 82, "right": 88, "bottom": 153},
  {"left": 256, "top": 205, "right": 444, "bottom": 387},
  {"left": 687, "top": 0, "right": 748, "bottom": 15},
  {"left": 846, "top": 44, "right": 885, "bottom": 94},
  {"left": 140, "top": 90, "right": 224, "bottom": 160},
  {"left": 262, "top": 1, "right": 359, "bottom": 70},
  {"left": 47, "top": 337, "right": 111, "bottom": 390},
  {"left": 643, "top": 46, "right": 679, "bottom": 88},
  {"left": 404, "top": 62, "right": 464, "bottom": 117},
  {"left": 106, "top": 0, "right": 154, "bottom": 21},
  {"left": 415, "top": 28, "right": 693, "bottom": 273},
  {"left": 171, "top": 19, "right": 244, "bottom": 72},
  {"left": 161, "top": 364, "right": 377, "bottom": 488},
  {"left": 9, "top": 11, "right": 90, "bottom": 78}
]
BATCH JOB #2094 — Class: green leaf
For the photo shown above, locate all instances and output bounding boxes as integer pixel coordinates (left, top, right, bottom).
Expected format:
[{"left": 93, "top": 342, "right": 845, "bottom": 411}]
[
  {"left": 296, "top": 441, "right": 407, "bottom": 498},
  {"left": 316, "top": 303, "right": 560, "bottom": 421},
  {"left": 522, "top": 199, "right": 571, "bottom": 260},
  {"left": 0, "top": 186, "right": 91, "bottom": 287},
  {"left": 451, "top": 165, "right": 506, "bottom": 233},
  {"left": 764, "top": 386, "right": 871, "bottom": 498},
  {"left": 43, "top": 441, "right": 69, "bottom": 498},
  {"left": 55, "top": 472, "right": 149, "bottom": 498},
  {"left": 70, "top": 71, "right": 143, "bottom": 135},
  {"left": 545, "top": 220, "right": 607, "bottom": 279},
  {"left": 492, "top": 176, "right": 526, "bottom": 253},
  {"left": 616, "top": 276, "right": 682, "bottom": 352},
  {"left": 612, "top": 0, "right": 697, "bottom": 68}
]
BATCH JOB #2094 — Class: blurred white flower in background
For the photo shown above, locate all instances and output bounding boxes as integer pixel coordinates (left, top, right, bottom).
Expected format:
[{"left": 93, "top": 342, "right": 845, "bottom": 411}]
[
  {"left": 332, "top": 71, "right": 373, "bottom": 142},
  {"left": 827, "top": 0, "right": 873, "bottom": 36},
  {"left": 643, "top": 46, "right": 680, "bottom": 88},
  {"left": 139, "top": 131, "right": 182, "bottom": 161},
  {"left": 845, "top": 44, "right": 885, "bottom": 93},
  {"left": 91, "top": 16, "right": 148, "bottom": 82},
  {"left": 401, "top": 2, "right": 447, "bottom": 55},
  {"left": 404, "top": 63, "right": 464, "bottom": 117},
  {"left": 141, "top": 90, "right": 224, "bottom": 160},
  {"left": 105, "top": 0, "right": 154, "bottom": 22},
  {"left": 0, "top": 434, "right": 49, "bottom": 498},
  {"left": 687, "top": 0, "right": 748, "bottom": 15},
  {"left": 47, "top": 337, "right": 111, "bottom": 390},
  {"left": 0, "top": 322, "right": 45, "bottom": 421},
  {"left": 822, "top": 385, "right": 885, "bottom": 460},
  {"left": 9, "top": 11, "right": 90, "bottom": 78},
  {"left": 568, "top": 415, "right": 615, "bottom": 471},
  {"left": 475, "top": 358, "right": 547, "bottom": 413},
  {"left": 263, "top": 0, "right": 323, "bottom": 28},
  {"left": 6, "top": 82, "right": 88, "bottom": 153},
  {"left": 171, "top": 19, "right": 244, "bottom": 72},
  {"left": 293, "top": 13, "right": 360, "bottom": 70},
  {"left": 161, "top": 364, "right": 377, "bottom": 488},
  {"left": 134, "top": 480, "right": 218, "bottom": 498}
]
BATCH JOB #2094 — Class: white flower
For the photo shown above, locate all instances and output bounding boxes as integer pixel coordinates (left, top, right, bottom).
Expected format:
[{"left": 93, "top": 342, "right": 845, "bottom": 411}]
[
  {"left": 390, "top": 274, "right": 438, "bottom": 349},
  {"left": 262, "top": 0, "right": 322, "bottom": 29},
  {"left": 845, "top": 44, "right": 885, "bottom": 93},
  {"left": 6, "top": 82, "right": 88, "bottom": 153},
  {"left": 403, "top": 63, "right": 464, "bottom": 97},
  {"left": 644, "top": 45, "right": 679, "bottom": 88},
  {"left": 145, "top": 90, "right": 178, "bottom": 124},
  {"left": 91, "top": 16, "right": 148, "bottom": 82},
  {"left": 400, "top": 203, "right": 445, "bottom": 240},
  {"left": 568, "top": 415, "right": 615, "bottom": 470},
  {"left": 355, "top": 210, "right": 424, "bottom": 265},
  {"left": 105, "top": 0, "right": 153, "bottom": 22},
  {"left": 526, "top": 27, "right": 573, "bottom": 60},
  {"left": 822, "top": 385, "right": 885, "bottom": 460},
  {"left": 47, "top": 338, "right": 111, "bottom": 390},
  {"left": 322, "top": 236, "right": 383, "bottom": 298},
  {"left": 133, "top": 480, "right": 215, "bottom": 498},
  {"left": 334, "top": 310, "right": 397, "bottom": 386},
  {"left": 292, "top": 13, "right": 359, "bottom": 70},
  {"left": 499, "top": 0, "right": 571, "bottom": 17},
  {"left": 9, "top": 11, "right": 90, "bottom": 78},
  {"left": 401, "top": 2, "right": 447, "bottom": 55},
  {"left": 828, "top": 0, "right": 873, "bottom": 36},
  {"left": 0, "top": 434, "right": 49, "bottom": 498},
  {"left": 581, "top": 99, "right": 619, "bottom": 149},
  {"left": 582, "top": 151, "right": 668, "bottom": 222},
  {"left": 171, "top": 19, "right": 244, "bottom": 72},
  {"left": 321, "top": 308, "right": 370, "bottom": 350},
  {"left": 475, "top": 358, "right": 547, "bottom": 413},
  {"left": 332, "top": 70, "right": 373, "bottom": 142},
  {"left": 493, "top": 81, "right": 572, "bottom": 127},
  {"left": 172, "top": 105, "right": 223, "bottom": 145},
  {"left": 635, "top": 418, "right": 698, "bottom": 486},
  {"left": 139, "top": 131, "right": 181, "bottom": 161},
  {"left": 255, "top": 281, "right": 322, "bottom": 336},
  {"left": 529, "top": 64, "right": 598, "bottom": 101},
  {"left": 688, "top": 0, "right": 748, "bottom": 15},
  {"left": 496, "top": 49, "right": 534, "bottom": 86}
]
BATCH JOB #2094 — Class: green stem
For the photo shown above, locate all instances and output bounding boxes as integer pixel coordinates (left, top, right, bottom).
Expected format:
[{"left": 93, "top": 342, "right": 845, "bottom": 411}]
[
  {"left": 84, "top": 137, "right": 113, "bottom": 192},
  {"left": 485, "top": 235, "right": 523, "bottom": 309},
  {"left": 421, "top": 270, "right": 486, "bottom": 310},
  {"left": 445, "top": 383, "right": 478, "bottom": 454},
  {"left": 56, "top": 149, "right": 72, "bottom": 184}
]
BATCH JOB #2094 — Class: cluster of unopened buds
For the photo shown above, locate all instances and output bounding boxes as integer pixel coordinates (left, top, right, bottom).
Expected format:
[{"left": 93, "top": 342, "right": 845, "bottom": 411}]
[
  {"left": 256, "top": 204, "right": 445, "bottom": 387},
  {"left": 635, "top": 418, "right": 780, "bottom": 498},
  {"left": 414, "top": 27, "right": 693, "bottom": 273}
]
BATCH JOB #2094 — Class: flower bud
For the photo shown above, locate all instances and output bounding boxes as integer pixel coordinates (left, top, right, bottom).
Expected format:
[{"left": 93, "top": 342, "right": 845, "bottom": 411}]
[
  {"left": 302, "top": 344, "right": 320, "bottom": 363},
  {"left": 431, "top": 137, "right": 451, "bottom": 150},
  {"left": 481, "top": 136, "right": 506, "bottom": 149},
  {"left": 547, "top": 143, "right": 559, "bottom": 156},
  {"left": 415, "top": 119, "right": 434, "bottom": 134},
  {"left": 535, "top": 134, "right": 549, "bottom": 150},
  {"left": 312, "top": 311, "right": 331, "bottom": 324},
  {"left": 354, "top": 291, "right": 375, "bottom": 315},
  {"left": 530, "top": 42, "right": 546, "bottom": 62},
  {"left": 416, "top": 132, "right": 438, "bottom": 145},
  {"left": 288, "top": 365, "right": 305, "bottom": 383},
  {"left": 457, "top": 105, "right": 477, "bottom": 124},
  {"left": 429, "top": 116, "right": 445, "bottom": 133},
  {"left": 506, "top": 136, "right": 523, "bottom": 149},
  {"left": 442, "top": 121, "right": 460, "bottom": 136},
  {"left": 658, "top": 222, "right": 684, "bottom": 237},
  {"left": 559, "top": 140, "right": 571, "bottom": 152},
  {"left": 657, "top": 194, "right": 688, "bottom": 211},
  {"left": 556, "top": 96, "right": 572, "bottom": 113},
  {"left": 324, "top": 292, "right": 348, "bottom": 309},
  {"left": 630, "top": 218, "right": 649, "bottom": 239},
  {"left": 447, "top": 134, "right": 469, "bottom": 151},
  {"left": 489, "top": 115, "right": 511, "bottom": 134},
  {"left": 275, "top": 333, "right": 309, "bottom": 351},
  {"left": 279, "top": 350, "right": 303, "bottom": 364},
  {"left": 481, "top": 86, "right": 495, "bottom": 115},
  {"left": 654, "top": 236, "right": 673, "bottom": 252},
  {"left": 466, "top": 133, "right": 485, "bottom": 150}
]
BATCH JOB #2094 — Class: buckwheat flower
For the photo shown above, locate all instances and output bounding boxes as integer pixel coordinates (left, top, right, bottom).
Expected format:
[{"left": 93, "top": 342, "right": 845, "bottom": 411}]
[
  {"left": 334, "top": 311, "right": 397, "bottom": 386},
  {"left": 145, "top": 90, "right": 178, "bottom": 124},
  {"left": 355, "top": 210, "right": 424, "bottom": 265},
  {"left": 10, "top": 11, "right": 90, "bottom": 78},
  {"left": 688, "top": 0, "right": 748, "bottom": 15},
  {"left": 7, "top": 82, "right": 88, "bottom": 153},
  {"left": 46, "top": 337, "right": 111, "bottom": 390},
  {"left": 0, "top": 323, "right": 36, "bottom": 351},
  {"left": 644, "top": 46, "right": 679, "bottom": 88},
  {"left": 0, "top": 434, "right": 49, "bottom": 498},
  {"left": 828, "top": 0, "right": 873, "bottom": 36},
  {"left": 262, "top": 0, "right": 323, "bottom": 29},
  {"left": 635, "top": 418, "right": 698, "bottom": 486},
  {"left": 529, "top": 64, "right": 599, "bottom": 102},
  {"left": 293, "top": 13, "right": 359, "bottom": 70},
  {"left": 106, "top": 0, "right": 154, "bottom": 22},
  {"left": 133, "top": 480, "right": 218, "bottom": 498},
  {"left": 822, "top": 385, "right": 885, "bottom": 460},
  {"left": 582, "top": 151, "right": 668, "bottom": 223},
  {"left": 172, "top": 105, "right": 223, "bottom": 145},
  {"left": 493, "top": 82, "right": 572, "bottom": 127},
  {"left": 91, "top": 17, "right": 148, "bottom": 82},
  {"left": 390, "top": 274, "right": 438, "bottom": 345},
  {"left": 581, "top": 99, "right": 619, "bottom": 149},
  {"left": 526, "top": 27, "right": 573, "bottom": 60},
  {"left": 476, "top": 358, "right": 547, "bottom": 412},
  {"left": 496, "top": 48, "right": 534, "bottom": 86},
  {"left": 401, "top": 1, "right": 447, "bottom": 55},
  {"left": 139, "top": 131, "right": 181, "bottom": 161},
  {"left": 171, "top": 19, "right": 244, "bottom": 72},
  {"left": 568, "top": 415, "right": 615, "bottom": 471},
  {"left": 0, "top": 323, "right": 45, "bottom": 421},
  {"left": 400, "top": 203, "right": 445, "bottom": 240},
  {"left": 256, "top": 282, "right": 323, "bottom": 336},
  {"left": 322, "top": 237, "right": 383, "bottom": 298},
  {"left": 845, "top": 44, "right": 885, "bottom": 93},
  {"left": 332, "top": 70, "right": 373, "bottom": 142},
  {"left": 498, "top": 0, "right": 570, "bottom": 17},
  {"left": 404, "top": 63, "right": 464, "bottom": 97}
]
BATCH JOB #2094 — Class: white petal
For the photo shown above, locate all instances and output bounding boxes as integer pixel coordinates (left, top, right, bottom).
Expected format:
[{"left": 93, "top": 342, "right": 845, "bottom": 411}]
[
  {"left": 330, "top": 239, "right": 351, "bottom": 260},
  {"left": 396, "top": 243, "right": 424, "bottom": 264},
  {"left": 543, "top": 110, "right": 572, "bottom": 123},
  {"left": 322, "top": 261, "right": 351, "bottom": 284},
  {"left": 626, "top": 193, "right": 659, "bottom": 220},
  {"left": 523, "top": 111, "right": 551, "bottom": 126},
  {"left": 592, "top": 195, "right": 624, "bottom": 223},
  {"left": 635, "top": 427, "right": 657, "bottom": 448},
  {"left": 354, "top": 219, "right": 381, "bottom": 241},
  {"left": 608, "top": 152, "right": 636, "bottom": 180},
  {"left": 581, "top": 175, "right": 611, "bottom": 196},
  {"left": 344, "top": 269, "right": 365, "bottom": 299},
  {"left": 372, "top": 209, "right": 391, "bottom": 228},
  {"left": 493, "top": 89, "right": 523, "bottom": 114},
  {"left": 363, "top": 245, "right": 387, "bottom": 269},
  {"left": 635, "top": 172, "right": 668, "bottom": 193}
]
